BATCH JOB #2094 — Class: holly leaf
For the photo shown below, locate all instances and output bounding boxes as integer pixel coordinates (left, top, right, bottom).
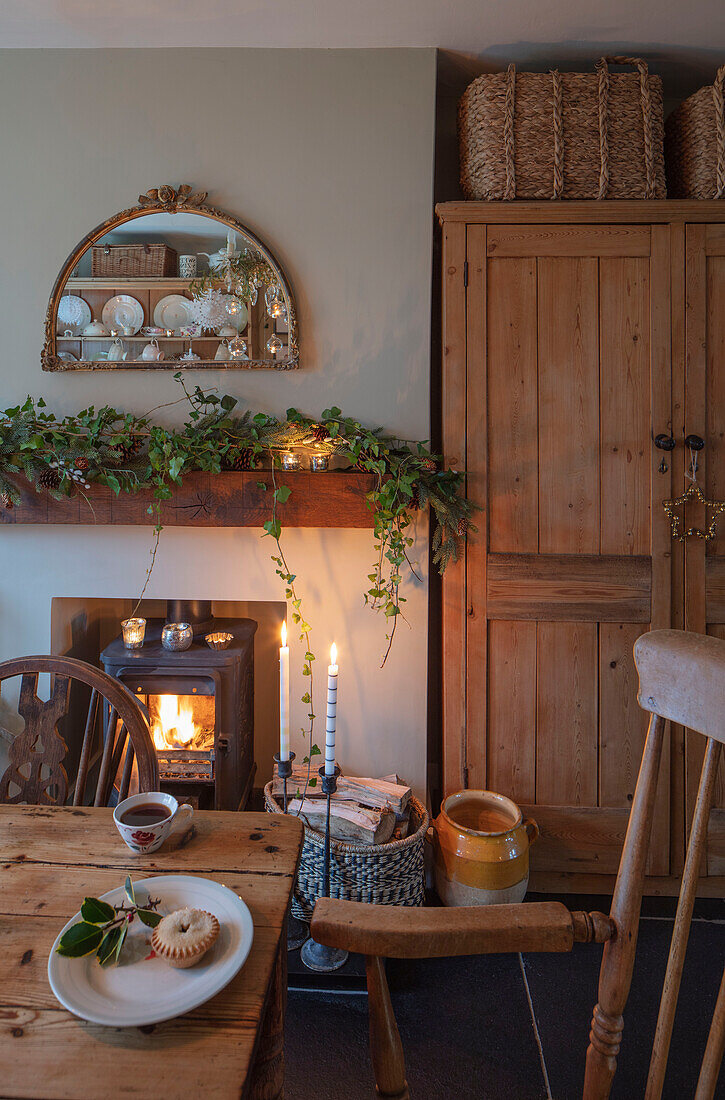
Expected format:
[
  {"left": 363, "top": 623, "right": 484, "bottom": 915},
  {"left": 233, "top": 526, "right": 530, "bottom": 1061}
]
[
  {"left": 125, "top": 875, "right": 135, "bottom": 905},
  {"left": 97, "top": 925, "right": 123, "bottom": 966},
  {"left": 136, "top": 908, "right": 163, "bottom": 928},
  {"left": 56, "top": 921, "right": 104, "bottom": 957},
  {"left": 81, "top": 897, "right": 115, "bottom": 925}
]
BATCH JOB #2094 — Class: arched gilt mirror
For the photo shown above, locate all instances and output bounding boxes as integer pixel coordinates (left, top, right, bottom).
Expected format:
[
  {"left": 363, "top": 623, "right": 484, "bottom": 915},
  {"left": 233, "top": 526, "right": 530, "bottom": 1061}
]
[{"left": 43, "top": 185, "right": 298, "bottom": 371}]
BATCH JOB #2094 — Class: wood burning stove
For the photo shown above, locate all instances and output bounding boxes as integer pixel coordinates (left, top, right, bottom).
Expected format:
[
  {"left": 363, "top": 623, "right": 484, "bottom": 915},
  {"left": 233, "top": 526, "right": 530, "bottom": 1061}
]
[{"left": 101, "top": 601, "right": 257, "bottom": 810}]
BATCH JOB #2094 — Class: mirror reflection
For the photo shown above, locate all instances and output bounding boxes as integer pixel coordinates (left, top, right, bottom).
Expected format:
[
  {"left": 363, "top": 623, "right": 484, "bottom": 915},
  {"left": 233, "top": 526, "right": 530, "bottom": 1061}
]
[{"left": 54, "top": 211, "right": 292, "bottom": 368}]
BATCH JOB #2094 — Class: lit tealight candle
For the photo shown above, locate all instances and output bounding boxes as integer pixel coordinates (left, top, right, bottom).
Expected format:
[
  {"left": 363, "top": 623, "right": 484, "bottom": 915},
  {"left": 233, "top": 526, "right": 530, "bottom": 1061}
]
[
  {"left": 279, "top": 621, "right": 290, "bottom": 762},
  {"left": 325, "top": 643, "right": 338, "bottom": 776},
  {"left": 121, "top": 617, "right": 146, "bottom": 650}
]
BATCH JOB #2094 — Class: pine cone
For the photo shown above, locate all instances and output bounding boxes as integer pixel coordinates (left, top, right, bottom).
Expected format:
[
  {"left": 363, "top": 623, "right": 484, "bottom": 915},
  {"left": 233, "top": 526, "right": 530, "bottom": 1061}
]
[
  {"left": 74, "top": 456, "right": 90, "bottom": 472},
  {"left": 121, "top": 435, "right": 144, "bottom": 461},
  {"left": 1, "top": 493, "right": 13, "bottom": 510},
  {"left": 457, "top": 516, "right": 470, "bottom": 536},
  {"left": 311, "top": 423, "right": 329, "bottom": 444},
  {"left": 223, "top": 446, "right": 257, "bottom": 471},
  {"left": 420, "top": 458, "right": 436, "bottom": 473},
  {"left": 410, "top": 484, "right": 421, "bottom": 510},
  {"left": 38, "top": 468, "right": 61, "bottom": 491}
]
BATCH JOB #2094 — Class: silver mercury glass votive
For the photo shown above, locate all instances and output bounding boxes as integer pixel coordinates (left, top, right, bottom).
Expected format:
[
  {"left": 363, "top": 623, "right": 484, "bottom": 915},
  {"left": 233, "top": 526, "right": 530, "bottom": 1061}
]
[
  {"left": 310, "top": 453, "right": 329, "bottom": 472},
  {"left": 121, "top": 617, "right": 146, "bottom": 650},
  {"left": 281, "top": 452, "right": 301, "bottom": 471},
  {"left": 161, "top": 622, "right": 193, "bottom": 651}
]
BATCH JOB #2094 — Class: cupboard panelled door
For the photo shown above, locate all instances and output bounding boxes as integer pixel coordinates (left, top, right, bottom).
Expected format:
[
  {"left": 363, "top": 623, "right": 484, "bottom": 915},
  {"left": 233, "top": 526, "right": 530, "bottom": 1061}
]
[
  {"left": 686, "top": 224, "right": 725, "bottom": 876},
  {"left": 466, "top": 224, "right": 672, "bottom": 876}
]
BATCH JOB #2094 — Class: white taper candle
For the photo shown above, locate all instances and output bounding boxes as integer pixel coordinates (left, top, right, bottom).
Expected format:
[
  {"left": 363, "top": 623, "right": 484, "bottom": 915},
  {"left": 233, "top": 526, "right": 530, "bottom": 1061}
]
[
  {"left": 325, "top": 642, "right": 338, "bottom": 776},
  {"left": 279, "top": 621, "right": 290, "bottom": 762}
]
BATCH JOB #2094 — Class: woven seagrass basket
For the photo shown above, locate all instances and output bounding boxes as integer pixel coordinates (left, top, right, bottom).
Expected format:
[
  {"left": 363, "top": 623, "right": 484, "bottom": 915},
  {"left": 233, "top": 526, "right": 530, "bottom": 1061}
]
[
  {"left": 459, "top": 56, "right": 666, "bottom": 201},
  {"left": 264, "top": 782, "right": 429, "bottom": 921},
  {"left": 665, "top": 65, "right": 725, "bottom": 199},
  {"left": 92, "top": 243, "right": 177, "bottom": 278}
]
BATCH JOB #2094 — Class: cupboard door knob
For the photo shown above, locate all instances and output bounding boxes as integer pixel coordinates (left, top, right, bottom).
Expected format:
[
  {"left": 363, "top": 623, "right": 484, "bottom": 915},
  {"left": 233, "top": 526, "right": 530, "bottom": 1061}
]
[
  {"left": 685, "top": 434, "right": 705, "bottom": 451},
  {"left": 654, "top": 433, "right": 675, "bottom": 451}
]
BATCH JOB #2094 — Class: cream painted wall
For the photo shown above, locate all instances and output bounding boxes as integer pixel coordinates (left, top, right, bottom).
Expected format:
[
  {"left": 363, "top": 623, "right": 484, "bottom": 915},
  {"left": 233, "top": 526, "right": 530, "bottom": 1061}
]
[{"left": 0, "top": 49, "right": 436, "bottom": 797}]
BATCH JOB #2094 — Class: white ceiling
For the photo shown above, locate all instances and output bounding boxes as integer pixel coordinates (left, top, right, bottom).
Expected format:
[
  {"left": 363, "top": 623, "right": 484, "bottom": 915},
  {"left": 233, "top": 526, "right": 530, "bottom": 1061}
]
[{"left": 2, "top": 0, "right": 723, "bottom": 95}]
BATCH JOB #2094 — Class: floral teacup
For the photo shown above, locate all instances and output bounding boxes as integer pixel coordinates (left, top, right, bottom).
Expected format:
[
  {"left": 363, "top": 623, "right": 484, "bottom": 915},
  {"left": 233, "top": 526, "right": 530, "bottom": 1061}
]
[{"left": 113, "top": 792, "right": 193, "bottom": 854}]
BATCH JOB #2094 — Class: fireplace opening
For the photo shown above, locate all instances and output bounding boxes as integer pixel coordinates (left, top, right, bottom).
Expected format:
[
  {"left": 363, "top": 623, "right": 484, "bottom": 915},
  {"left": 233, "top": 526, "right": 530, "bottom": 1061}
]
[
  {"left": 100, "top": 602, "right": 257, "bottom": 810},
  {"left": 149, "top": 694, "right": 216, "bottom": 752}
]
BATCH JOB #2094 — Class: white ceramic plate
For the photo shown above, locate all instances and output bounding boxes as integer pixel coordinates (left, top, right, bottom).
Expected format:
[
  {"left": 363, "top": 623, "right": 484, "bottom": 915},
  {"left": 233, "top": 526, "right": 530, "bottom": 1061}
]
[
  {"left": 57, "top": 295, "right": 91, "bottom": 335},
  {"left": 153, "top": 294, "right": 194, "bottom": 333},
  {"left": 102, "top": 294, "right": 145, "bottom": 335},
  {"left": 47, "top": 874, "right": 254, "bottom": 1027}
]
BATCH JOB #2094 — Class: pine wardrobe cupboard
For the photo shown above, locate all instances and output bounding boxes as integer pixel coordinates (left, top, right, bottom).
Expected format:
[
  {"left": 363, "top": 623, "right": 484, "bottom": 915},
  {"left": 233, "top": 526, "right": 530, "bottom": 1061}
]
[{"left": 438, "top": 201, "right": 725, "bottom": 895}]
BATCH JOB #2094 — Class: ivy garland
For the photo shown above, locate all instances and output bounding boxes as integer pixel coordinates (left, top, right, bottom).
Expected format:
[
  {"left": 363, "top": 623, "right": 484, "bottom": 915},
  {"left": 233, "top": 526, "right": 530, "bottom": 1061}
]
[{"left": 0, "top": 377, "right": 474, "bottom": 785}]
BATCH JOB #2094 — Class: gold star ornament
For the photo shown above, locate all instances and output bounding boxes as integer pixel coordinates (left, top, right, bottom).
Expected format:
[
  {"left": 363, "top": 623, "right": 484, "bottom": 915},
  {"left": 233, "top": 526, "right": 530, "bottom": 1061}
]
[{"left": 662, "top": 482, "right": 725, "bottom": 542}]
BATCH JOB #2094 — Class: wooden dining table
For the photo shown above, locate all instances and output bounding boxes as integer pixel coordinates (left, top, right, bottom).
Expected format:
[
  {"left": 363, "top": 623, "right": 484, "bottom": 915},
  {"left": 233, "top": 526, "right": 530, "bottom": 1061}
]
[{"left": 0, "top": 804, "right": 304, "bottom": 1100}]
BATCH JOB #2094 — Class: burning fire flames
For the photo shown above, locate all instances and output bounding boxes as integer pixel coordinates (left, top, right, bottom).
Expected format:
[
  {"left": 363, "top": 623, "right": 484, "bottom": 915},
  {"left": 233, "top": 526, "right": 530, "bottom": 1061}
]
[{"left": 149, "top": 694, "right": 213, "bottom": 751}]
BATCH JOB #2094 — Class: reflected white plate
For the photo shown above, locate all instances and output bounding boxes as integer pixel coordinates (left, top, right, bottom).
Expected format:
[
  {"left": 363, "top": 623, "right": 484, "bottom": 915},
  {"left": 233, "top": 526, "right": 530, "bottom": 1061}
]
[
  {"left": 47, "top": 874, "right": 253, "bottom": 1027},
  {"left": 57, "top": 295, "right": 91, "bottom": 335},
  {"left": 102, "top": 294, "right": 145, "bottom": 335},
  {"left": 153, "top": 294, "right": 193, "bottom": 333}
]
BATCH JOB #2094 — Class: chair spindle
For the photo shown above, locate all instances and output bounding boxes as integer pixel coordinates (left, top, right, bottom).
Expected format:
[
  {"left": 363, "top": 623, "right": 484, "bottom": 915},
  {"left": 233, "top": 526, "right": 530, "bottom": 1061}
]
[
  {"left": 584, "top": 713, "right": 667, "bottom": 1099},
  {"left": 646, "top": 737, "right": 722, "bottom": 1098},
  {"left": 73, "top": 687, "right": 99, "bottom": 806}
]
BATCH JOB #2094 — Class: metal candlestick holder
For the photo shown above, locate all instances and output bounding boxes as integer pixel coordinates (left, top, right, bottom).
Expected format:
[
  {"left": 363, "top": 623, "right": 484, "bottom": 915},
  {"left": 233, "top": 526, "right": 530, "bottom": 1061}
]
[
  {"left": 273, "top": 751, "right": 309, "bottom": 951},
  {"left": 300, "top": 765, "right": 349, "bottom": 973}
]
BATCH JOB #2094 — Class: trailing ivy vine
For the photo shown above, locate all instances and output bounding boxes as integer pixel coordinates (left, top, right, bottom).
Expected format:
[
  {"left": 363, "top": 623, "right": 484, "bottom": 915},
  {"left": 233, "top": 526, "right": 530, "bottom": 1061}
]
[{"left": 0, "top": 379, "right": 474, "bottom": 773}]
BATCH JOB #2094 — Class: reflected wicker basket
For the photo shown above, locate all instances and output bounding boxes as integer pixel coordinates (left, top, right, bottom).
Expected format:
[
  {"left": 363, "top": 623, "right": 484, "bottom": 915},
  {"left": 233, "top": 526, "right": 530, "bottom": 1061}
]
[
  {"left": 263, "top": 782, "right": 429, "bottom": 921},
  {"left": 92, "top": 243, "right": 177, "bottom": 277}
]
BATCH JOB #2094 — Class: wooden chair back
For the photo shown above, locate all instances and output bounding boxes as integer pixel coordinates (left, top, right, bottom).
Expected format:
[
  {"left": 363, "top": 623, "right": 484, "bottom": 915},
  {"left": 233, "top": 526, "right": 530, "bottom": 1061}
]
[
  {"left": 0, "top": 655, "right": 158, "bottom": 807},
  {"left": 310, "top": 630, "right": 725, "bottom": 1100},
  {"left": 585, "top": 629, "right": 725, "bottom": 1100}
]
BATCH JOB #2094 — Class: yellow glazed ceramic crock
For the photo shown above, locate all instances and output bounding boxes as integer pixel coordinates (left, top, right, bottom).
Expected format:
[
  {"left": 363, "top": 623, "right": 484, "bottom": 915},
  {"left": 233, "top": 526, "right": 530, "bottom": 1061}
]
[{"left": 431, "top": 790, "right": 539, "bottom": 906}]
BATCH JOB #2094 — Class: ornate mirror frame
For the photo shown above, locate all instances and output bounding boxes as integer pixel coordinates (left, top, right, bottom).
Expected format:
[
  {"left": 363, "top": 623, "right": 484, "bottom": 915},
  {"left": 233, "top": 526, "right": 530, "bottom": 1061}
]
[{"left": 42, "top": 184, "right": 299, "bottom": 372}]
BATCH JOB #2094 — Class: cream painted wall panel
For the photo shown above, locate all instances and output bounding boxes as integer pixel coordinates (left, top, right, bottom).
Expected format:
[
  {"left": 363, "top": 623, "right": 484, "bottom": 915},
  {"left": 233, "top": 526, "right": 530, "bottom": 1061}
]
[{"left": 0, "top": 49, "right": 436, "bottom": 797}]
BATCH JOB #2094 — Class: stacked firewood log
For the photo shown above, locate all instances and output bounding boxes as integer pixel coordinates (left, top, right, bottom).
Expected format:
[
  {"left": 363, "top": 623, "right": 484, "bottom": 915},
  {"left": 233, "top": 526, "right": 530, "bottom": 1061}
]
[{"left": 272, "top": 764, "right": 412, "bottom": 845}]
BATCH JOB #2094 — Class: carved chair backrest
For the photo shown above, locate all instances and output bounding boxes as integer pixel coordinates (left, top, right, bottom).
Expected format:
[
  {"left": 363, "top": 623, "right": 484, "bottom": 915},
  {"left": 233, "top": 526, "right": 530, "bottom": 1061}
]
[
  {"left": 0, "top": 655, "right": 158, "bottom": 807},
  {"left": 585, "top": 629, "right": 725, "bottom": 1100}
]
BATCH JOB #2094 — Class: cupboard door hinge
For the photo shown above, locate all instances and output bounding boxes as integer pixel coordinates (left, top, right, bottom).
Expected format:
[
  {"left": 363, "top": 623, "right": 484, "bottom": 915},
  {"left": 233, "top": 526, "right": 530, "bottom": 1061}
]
[{"left": 463, "top": 261, "right": 469, "bottom": 288}]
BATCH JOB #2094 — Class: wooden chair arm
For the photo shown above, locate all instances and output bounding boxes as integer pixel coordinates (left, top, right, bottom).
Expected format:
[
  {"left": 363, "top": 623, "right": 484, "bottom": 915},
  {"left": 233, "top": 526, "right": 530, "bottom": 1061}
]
[{"left": 311, "top": 899, "right": 613, "bottom": 958}]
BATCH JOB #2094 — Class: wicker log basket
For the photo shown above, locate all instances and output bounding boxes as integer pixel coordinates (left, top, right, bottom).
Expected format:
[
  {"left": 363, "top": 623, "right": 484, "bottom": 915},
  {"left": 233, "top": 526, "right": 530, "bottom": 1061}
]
[
  {"left": 665, "top": 66, "right": 725, "bottom": 199},
  {"left": 459, "top": 56, "right": 666, "bottom": 201},
  {"left": 264, "top": 782, "right": 429, "bottom": 921}
]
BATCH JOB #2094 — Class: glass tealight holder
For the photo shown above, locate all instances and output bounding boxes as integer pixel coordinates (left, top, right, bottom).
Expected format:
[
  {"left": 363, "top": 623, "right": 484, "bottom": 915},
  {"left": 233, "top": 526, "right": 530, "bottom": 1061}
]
[
  {"left": 121, "top": 617, "right": 146, "bottom": 650},
  {"left": 310, "top": 453, "right": 329, "bottom": 472},
  {"left": 281, "top": 452, "right": 301, "bottom": 471}
]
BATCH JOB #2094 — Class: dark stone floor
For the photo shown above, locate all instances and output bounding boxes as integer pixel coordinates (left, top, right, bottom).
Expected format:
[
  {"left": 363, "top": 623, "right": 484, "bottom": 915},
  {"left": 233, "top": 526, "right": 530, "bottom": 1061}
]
[{"left": 284, "top": 896, "right": 725, "bottom": 1100}]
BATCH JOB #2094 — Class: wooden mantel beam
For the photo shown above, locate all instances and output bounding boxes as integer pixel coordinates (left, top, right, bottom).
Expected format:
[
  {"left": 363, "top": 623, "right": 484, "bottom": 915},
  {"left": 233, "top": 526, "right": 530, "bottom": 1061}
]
[{"left": 0, "top": 470, "right": 376, "bottom": 528}]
